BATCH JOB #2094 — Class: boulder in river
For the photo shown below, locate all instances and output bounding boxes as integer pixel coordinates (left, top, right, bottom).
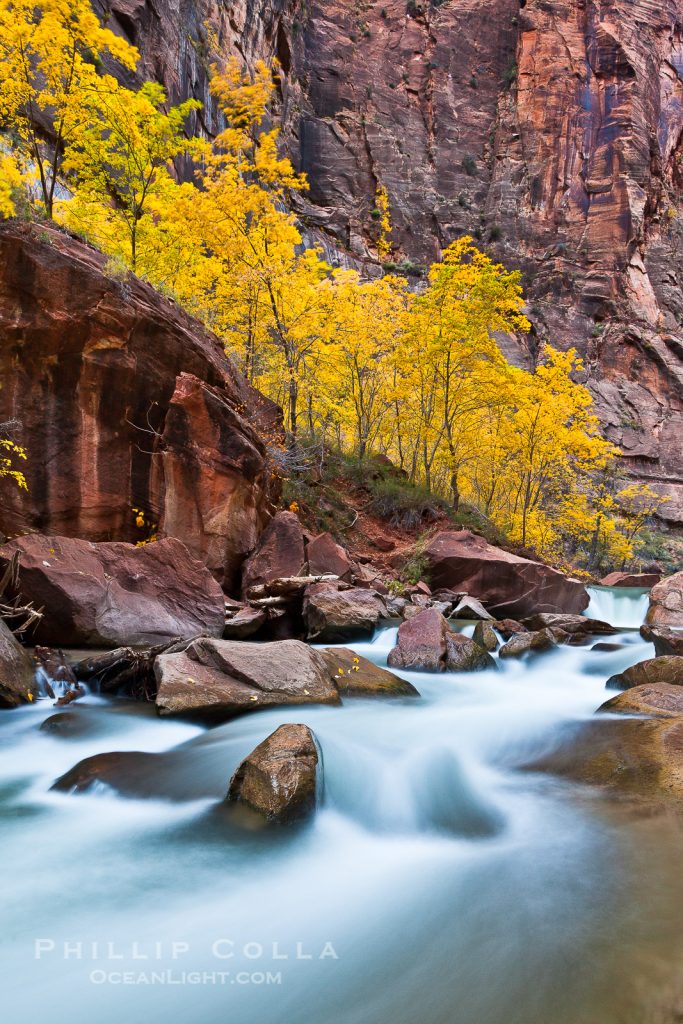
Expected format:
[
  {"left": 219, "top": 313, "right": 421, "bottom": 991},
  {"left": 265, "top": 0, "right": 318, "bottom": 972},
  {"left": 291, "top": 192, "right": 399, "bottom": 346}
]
[
  {"left": 640, "top": 624, "right": 683, "bottom": 657},
  {"left": 473, "top": 621, "right": 499, "bottom": 652},
  {"left": 423, "top": 530, "right": 589, "bottom": 618},
  {"left": 0, "top": 619, "right": 37, "bottom": 707},
  {"left": 0, "top": 535, "right": 226, "bottom": 647},
  {"left": 303, "top": 583, "right": 387, "bottom": 642},
  {"left": 529, "top": 716, "right": 683, "bottom": 803},
  {"left": 155, "top": 638, "right": 341, "bottom": 719},
  {"left": 321, "top": 647, "right": 420, "bottom": 697},
  {"left": 499, "top": 627, "right": 566, "bottom": 659},
  {"left": 522, "top": 613, "right": 617, "bottom": 636},
  {"left": 599, "top": 682, "right": 683, "bottom": 718},
  {"left": 646, "top": 571, "right": 683, "bottom": 627},
  {"left": 606, "top": 656, "right": 683, "bottom": 691},
  {"left": 387, "top": 608, "right": 495, "bottom": 672},
  {"left": 52, "top": 751, "right": 160, "bottom": 794},
  {"left": 226, "top": 724, "right": 320, "bottom": 824}
]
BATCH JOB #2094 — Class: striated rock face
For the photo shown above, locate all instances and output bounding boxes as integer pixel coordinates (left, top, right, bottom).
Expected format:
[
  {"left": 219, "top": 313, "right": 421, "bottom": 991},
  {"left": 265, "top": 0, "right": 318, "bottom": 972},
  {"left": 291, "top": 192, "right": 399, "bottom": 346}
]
[
  {"left": 111, "top": 0, "right": 683, "bottom": 520},
  {"left": 0, "top": 223, "right": 279, "bottom": 590}
]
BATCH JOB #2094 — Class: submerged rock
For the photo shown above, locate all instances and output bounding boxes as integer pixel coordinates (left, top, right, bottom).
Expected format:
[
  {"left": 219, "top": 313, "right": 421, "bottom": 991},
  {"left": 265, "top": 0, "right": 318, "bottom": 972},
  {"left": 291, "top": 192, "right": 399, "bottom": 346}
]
[
  {"left": 387, "top": 608, "right": 494, "bottom": 673},
  {"left": 0, "top": 535, "right": 225, "bottom": 647},
  {"left": 606, "top": 656, "right": 683, "bottom": 691},
  {"left": 155, "top": 638, "right": 341, "bottom": 719},
  {"left": 0, "top": 619, "right": 37, "bottom": 707},
  {"left": 226, "top": 724, "right": 319, "bottom": 824},
  {"left": 51, "top": 751, "right": 160, "bottom": 795},
  {"left": 321, "top": 647, "right": 419, "bottom": 697}
]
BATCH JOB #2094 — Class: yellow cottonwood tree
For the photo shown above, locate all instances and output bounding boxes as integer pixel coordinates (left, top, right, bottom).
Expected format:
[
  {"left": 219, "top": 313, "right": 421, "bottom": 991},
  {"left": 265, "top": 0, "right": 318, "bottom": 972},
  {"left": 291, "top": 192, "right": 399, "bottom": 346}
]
[
  {"left": 0, "top": 0, "right": 137, "bottom": 216},
  {"left": 61, "top": 82, "right": 202, "bottom": 271}
]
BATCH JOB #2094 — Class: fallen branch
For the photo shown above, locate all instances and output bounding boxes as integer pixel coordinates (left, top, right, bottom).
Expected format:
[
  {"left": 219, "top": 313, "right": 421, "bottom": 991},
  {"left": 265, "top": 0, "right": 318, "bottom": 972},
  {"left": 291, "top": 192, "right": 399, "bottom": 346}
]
[
  {"left": 0, "top": 551, "right": 43, "bottom": 634},
  {"left": 245, "top": 573, "right": 339, "bottom": 601}
]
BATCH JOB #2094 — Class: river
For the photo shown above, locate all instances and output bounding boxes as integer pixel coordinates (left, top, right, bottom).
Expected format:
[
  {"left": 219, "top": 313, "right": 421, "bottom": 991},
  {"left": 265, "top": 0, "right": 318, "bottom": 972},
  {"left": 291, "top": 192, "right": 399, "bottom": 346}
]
[{"left": 2, "top": 587, "right": 683, "bottom": 1024}]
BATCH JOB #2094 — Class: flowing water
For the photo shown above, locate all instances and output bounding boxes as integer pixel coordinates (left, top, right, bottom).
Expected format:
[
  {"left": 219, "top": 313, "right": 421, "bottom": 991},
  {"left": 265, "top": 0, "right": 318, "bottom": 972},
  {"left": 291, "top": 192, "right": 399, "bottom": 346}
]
[{"left": 3, "top": 591, "right": 683, "bottom": 1024}]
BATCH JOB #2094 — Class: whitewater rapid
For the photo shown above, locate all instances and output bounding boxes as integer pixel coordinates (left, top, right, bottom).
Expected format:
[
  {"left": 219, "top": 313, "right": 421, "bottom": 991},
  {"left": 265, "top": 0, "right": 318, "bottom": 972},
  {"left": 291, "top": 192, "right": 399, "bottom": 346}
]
[{"left": 2, "top": 592, "right": 683, "bottom": 1024}]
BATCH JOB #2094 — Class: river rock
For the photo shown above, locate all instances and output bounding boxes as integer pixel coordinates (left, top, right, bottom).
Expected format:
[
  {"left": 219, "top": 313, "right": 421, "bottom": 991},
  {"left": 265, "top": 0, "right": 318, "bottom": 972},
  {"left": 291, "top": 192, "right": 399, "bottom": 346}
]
[
  {"left": 0, "top": 535, "right": 225, "bottom": 647},
  {"left": 473, "top": 621, "right": 499, "bottom": 652},
  {"left": 305, "top": 532, "right": 354, "bottom": 581},
  {"left": 599, "top": 683, "right": 683, "bottom": 718},
  {"left": 451, "top": 596, "right": 493, "bottom": 621},
  {"left": 51, "top": 751, "right": 160, "bottom": 794},
  {"left": 646, "top": 572, "right": 683, "bottom": 627},
  {"left": 0, "top": 619, "right": 37, "bottom": 707},
  {"left": 226, "top": 724, "right": 319, "bottom": 824},
  {"left": 495, "top": 618, "right": 528, "bottom": 639},
  {"left": 529, "top": 717, "right": 683, "bottom": 803},
  {"left": 522, "top": 613, "right": 617, "bottom": 636},
  {"left": 155, "top": 638, "right": 341, "bottom": 718},
  {"left": 499, "top": 628, "right": 566, "bottom": 659},
  {"left": 241, "top": 511, "right": 306, "bottom": 596},
  {"left": 321, "top": 647, "right": 419, "bottom": 697},
  {"left": 606, "top": 656, "right": 683, "bottom": 691},
  {"left": 423, "top": 531, "right": 589, "bottom": 618},
  {"left": 303, "top": 583, "right": 387, "bottom": 642},
  {"left": 640, "top": 625, "right": 683, "bottom": 657},
  {"left": 222, "top": 606, "right": 267, "bottom": 640},
  {"left": 600, "top": 572, "right": 661, "bottom": 588},
  {"left": 387, "top": 608, "right": 494, "bottom": 672}
]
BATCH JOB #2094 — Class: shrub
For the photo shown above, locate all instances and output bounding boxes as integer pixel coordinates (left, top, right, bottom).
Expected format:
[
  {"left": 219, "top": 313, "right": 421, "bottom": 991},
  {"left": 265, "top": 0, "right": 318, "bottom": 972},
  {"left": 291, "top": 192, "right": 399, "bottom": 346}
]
[
  {"left": 462, "top": 154, "right": 477, "bottom": 176},
  {"left": 367, "top": 478, "right": 450, "bottom": 531}
]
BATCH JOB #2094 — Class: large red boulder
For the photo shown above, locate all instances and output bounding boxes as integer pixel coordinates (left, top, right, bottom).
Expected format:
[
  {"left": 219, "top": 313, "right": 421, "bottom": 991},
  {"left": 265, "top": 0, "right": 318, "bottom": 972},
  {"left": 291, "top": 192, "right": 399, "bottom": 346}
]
[
  {"left": 423, "top": 531, "right": 589, "bottom": 618},
  {"left": 0, "top": 223, "right": 278, "bottom": 589},
  {"left": 646, "top": 572, "right": 683, "bottom": 627},
  {"left": 0, "top": 535, "right": 225, "bottom": 647},
  {"left": 600, "top": 572, "right": 661, "bottom": 588},
  {"left": 241, "top": 511, "right": 306, "bottom": 596},
  {"left": 305, "top": 532, "right": 354, "bottom": 580}
]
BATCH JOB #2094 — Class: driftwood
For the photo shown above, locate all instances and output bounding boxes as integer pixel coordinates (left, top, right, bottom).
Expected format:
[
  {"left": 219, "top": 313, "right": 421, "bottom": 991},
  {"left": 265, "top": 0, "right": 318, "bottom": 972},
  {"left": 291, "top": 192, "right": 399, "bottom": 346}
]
[
  {"left": 74, "top": 636, "right": 194, "bottom": 701},
  {"left": 245, "top": 573, "right": 340, "bottom": 602},
  {"left": 0, "top": 551, "right": 43, "bottom": 634}
]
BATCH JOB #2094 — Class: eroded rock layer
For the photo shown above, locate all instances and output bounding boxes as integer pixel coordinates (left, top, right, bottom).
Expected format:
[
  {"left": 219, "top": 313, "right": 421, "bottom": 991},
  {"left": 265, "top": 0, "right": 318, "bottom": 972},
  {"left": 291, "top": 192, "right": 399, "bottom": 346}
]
[
  {"left": 0, "top": 222, "right": 279, "bottom": 590},
  {"left": 106, "top": 0, "right": 683, "bottom": 520}
]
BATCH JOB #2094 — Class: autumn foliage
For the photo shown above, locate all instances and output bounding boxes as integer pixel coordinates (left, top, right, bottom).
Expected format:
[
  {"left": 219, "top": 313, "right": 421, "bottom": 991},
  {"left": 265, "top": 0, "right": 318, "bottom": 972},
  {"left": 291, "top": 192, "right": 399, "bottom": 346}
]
[{"left": 0, "top": 0, "right": 667, "bottom": 567}]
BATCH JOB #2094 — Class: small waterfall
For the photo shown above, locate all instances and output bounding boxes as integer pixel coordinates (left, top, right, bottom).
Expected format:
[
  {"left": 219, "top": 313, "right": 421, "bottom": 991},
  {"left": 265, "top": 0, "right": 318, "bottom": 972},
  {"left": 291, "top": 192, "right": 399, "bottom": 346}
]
[{"left": 584, "top": 586, "right": 650, "bottom": 629}]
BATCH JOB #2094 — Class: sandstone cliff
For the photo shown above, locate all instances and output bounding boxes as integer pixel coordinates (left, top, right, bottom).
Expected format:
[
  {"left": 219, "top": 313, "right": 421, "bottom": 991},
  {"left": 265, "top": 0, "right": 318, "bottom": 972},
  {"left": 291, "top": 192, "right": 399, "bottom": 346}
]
[
  {"left": 0, "top": 222, "right": 280, "bottom": 590},
  {"left": 104, "top": 0, "right": 683, "bottom": 523}
]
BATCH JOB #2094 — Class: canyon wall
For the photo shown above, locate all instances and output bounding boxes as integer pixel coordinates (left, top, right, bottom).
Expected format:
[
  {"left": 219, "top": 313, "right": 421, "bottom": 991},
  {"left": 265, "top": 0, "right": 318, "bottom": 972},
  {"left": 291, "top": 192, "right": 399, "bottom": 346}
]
[
  {"left": 0, "top": 223, "right": 280, "bottom": 591},
  {"left": 104, "top": 1, "right": 683, "bottom": 521}
]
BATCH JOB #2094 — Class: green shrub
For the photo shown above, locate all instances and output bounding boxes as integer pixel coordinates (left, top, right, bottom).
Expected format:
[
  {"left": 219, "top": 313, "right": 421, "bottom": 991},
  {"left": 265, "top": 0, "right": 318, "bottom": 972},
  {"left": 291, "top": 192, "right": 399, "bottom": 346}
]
[{"left": 462, "top": 154, "right": 477, "bottom": 176}]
